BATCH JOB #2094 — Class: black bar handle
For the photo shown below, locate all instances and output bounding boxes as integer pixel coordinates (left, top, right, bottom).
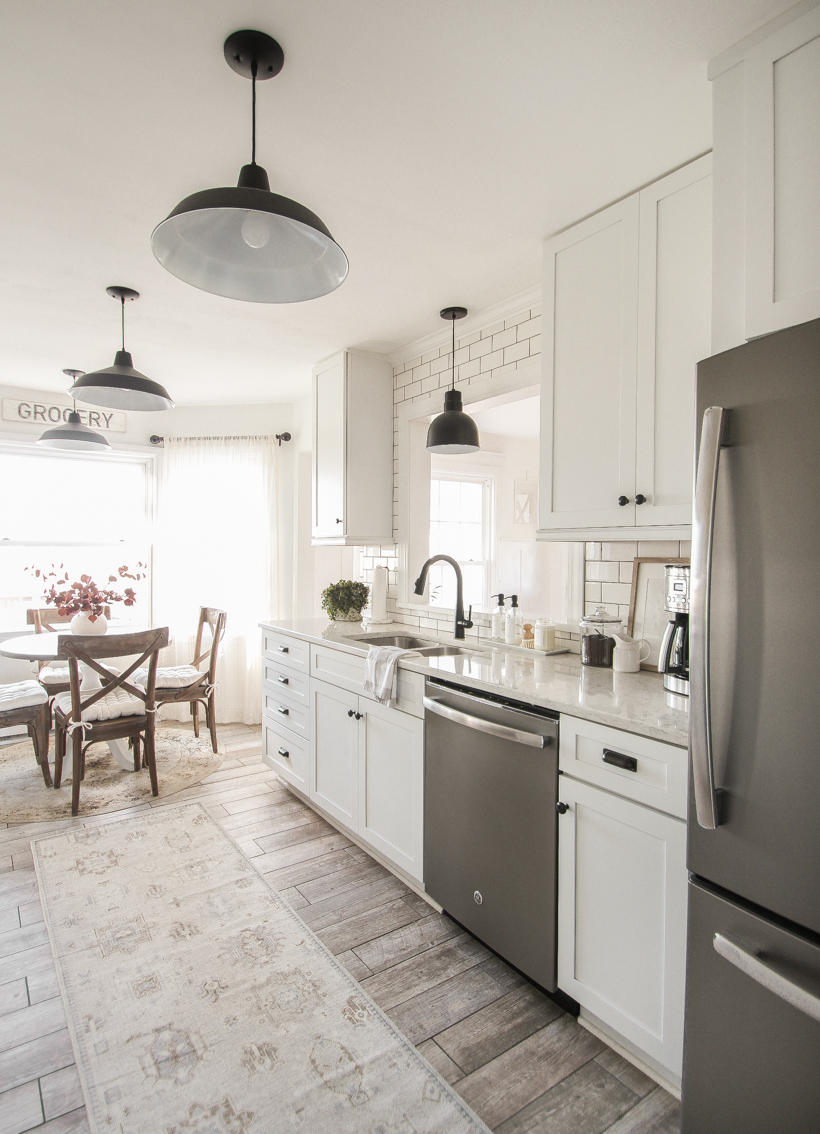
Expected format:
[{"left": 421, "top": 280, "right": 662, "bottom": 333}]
[{"left": 602, "top": 748, "right": 637, "bottom": 772}]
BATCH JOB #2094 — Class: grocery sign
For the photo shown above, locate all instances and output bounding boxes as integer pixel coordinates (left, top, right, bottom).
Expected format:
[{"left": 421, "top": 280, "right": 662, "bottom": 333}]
[{"left": 2, "top": 399, "right": 126, "bottom": 433}]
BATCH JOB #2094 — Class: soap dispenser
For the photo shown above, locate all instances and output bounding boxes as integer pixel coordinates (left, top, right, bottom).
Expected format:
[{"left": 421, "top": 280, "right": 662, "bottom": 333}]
[
  {"left": 505, "top": 594, "right": 523, "bottom": 646},
  {"left": 490, "top": 594, "right": 506, "bottom": 641}
]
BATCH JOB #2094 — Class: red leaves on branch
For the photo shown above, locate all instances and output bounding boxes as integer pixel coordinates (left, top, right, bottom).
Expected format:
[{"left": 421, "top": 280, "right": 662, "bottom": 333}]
[{"left": 25, "top": 562, "right": 148, "bottom": 618}]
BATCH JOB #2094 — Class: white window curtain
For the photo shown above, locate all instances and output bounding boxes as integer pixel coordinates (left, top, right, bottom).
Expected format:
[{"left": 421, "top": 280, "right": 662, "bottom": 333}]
[{"left": 153, "top": 436, "right": 278, "bottom": 724}]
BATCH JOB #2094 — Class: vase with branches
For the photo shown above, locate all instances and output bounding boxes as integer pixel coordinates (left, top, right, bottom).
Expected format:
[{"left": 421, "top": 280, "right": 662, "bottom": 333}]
[{"left": 27, "top": 563, "right": 148, "bottom": 635}]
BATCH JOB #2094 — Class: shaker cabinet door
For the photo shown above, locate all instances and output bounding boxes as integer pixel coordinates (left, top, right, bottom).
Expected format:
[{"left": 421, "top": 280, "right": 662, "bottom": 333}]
[
  {"left": 313, "top": 353, "right": 346, "bottom": 539},
  {"left": 357, "top": 699, "right": 424, "bottom": 882},
  {"left": 539, "top": 196, "right": 640, "bottom": 533},
  {"left": 635, "top": 155, "right": 712, "bottom": 527},
  {"left": 310, "top": 677, "right": 359, "bottom": 830},
  {"left": 557, "top": 776, "right": 688, "bottom": 1079},
  {"left": 744, "top": 6, "right": 820, "bottom": 338}
]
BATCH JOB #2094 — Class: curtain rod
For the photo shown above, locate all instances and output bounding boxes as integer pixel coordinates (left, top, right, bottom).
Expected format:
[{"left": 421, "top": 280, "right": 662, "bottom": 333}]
[{"left": 149, "top": 433, "right": 291, "bottom": 446}]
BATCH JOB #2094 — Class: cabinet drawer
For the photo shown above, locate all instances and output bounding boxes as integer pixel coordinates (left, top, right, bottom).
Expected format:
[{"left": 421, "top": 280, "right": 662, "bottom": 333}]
[
  {"left": 262, "top": 713, "right": 308, "bottom": 790},
  {"left": 262, "top": 685, "right": 309, "bottom": 739},
  {"left": 559, "top": 714, "right": 687, "bottom": 819},
  {"left": 262, "top": 659, "right": 308, "bottom": 706},
  {"left": 261, "top": 629, "right": 309, "bottom": 674},
  {"left": 310, "top": 644, "right": 424, "bottom": 718}
]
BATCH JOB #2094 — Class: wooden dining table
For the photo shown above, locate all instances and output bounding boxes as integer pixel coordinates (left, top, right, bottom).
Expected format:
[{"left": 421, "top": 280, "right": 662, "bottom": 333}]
[{"left": 0, "top": 630, "right": 166, "bottom": 772}]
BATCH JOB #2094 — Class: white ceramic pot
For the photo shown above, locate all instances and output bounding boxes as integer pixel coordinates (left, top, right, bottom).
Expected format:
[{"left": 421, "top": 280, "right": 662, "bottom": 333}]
[
  {"left": 70, "top": 611, "right": 108, "bottom": 635},
  {"left": 330, "top": 609, "right": 364, "bottom": 622}
]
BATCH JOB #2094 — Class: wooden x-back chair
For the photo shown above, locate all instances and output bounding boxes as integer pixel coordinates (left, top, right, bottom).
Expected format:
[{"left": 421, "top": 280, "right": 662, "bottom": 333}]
[
  {"left": 27, "top": 607, "right": 112, "bottom": 698},
  {"left": 135, "top": 607, "right": 226, "bottom": 754},
  {"left": 53, "top": 627, "right": 169, "bottom": 816}
]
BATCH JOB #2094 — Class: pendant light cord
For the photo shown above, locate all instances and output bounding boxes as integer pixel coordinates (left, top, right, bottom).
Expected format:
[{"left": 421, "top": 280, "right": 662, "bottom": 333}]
[
  {"left": 451, "top": 315, "right": 456, "bottom": 391},
  {"left": 121, "top": 297, "right": 126, "bottom": 351},
  {"left": 251, "top": 58, "right": 258, "bottom": 165}
]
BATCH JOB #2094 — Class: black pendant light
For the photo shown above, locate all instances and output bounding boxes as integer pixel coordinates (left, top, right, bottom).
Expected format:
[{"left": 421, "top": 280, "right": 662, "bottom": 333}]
[
  {"left": 426, "top": 307, "right": 480, "bottom": 454},
  {"left": 37, "top": 373, "right": 111, "bottom": 451},
  {"left": 69, "top": 288, "right": 174, "bottom": 412},
  {"left": 151, "top": 30, "right": 349, "bottom": 304}
]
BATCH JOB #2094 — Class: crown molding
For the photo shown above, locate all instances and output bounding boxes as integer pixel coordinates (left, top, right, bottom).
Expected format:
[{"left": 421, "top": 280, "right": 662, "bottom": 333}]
[{"left": 389, "top": 284, "right": 541, "bottom": 368}]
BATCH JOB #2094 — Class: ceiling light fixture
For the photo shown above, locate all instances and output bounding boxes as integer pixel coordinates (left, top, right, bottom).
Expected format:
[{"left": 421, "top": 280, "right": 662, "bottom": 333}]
[
  {"left": 426, "top": 307, "right": 480, "bottom": 454},
  {"left": 150, "top": 29, "right": 349, "bottom": 304},
  {"left": 36, "top": 373, "right": 111, "bottom": 451},
  {"left": 69, "top": 288, "right": 174, "bottom": 412}
]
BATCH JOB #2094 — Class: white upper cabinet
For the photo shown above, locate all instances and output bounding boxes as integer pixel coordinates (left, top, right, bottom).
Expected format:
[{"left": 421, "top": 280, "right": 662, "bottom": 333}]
[
  {"left": 711, "top": 3, "right": 820, "bottom": 348},
  {"left": 538, "top": 155, "right": 711, "bottom": 540},
  {"left": 312, "top": 350, "right": 393, "bottom": 545}
]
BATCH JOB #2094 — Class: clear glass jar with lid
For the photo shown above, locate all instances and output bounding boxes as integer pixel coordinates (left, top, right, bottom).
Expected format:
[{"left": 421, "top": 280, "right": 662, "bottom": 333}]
[{"left": 579, "top": 605, "right": 624, "bottom": 667}]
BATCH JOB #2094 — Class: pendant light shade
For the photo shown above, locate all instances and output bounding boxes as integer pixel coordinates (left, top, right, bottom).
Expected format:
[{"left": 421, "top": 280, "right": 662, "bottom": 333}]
[
  {"left": 151, "top": 30, "right": 348, "bottom": 304},
  {"left": 37, "top": 373, "right": 111, "bottom": 452},
  {"left": 69, "top": 288, "right": 174, "bottom": 412},
  {"left": 426, "top": 307, "right": 480, "bottom": 455}
]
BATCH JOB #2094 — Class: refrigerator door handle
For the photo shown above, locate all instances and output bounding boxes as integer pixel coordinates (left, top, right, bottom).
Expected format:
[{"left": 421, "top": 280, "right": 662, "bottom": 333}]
[
  {"left": 691, "top": 405, "right": 727, "bottom": 829},
  {"left": 714, "top": 933, "right": 820, "bottom": 1024}
]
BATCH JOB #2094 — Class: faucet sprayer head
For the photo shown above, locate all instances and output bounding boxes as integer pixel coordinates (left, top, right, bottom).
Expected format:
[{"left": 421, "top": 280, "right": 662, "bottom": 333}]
[{"left": 413, "top": 577, "right": 424, "bottom": 595}]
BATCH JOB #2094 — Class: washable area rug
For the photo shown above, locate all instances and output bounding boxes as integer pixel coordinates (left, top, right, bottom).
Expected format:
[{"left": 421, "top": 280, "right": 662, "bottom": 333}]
[
  {"left": 0, "top": 730, "right": 222, "bottom": 822},
  {"left": 33, "top": 802, "right": 490, "bottom": 1134}
]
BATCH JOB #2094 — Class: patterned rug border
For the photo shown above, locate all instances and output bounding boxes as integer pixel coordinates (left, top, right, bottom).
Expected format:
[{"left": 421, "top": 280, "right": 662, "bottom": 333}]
[{"left": 32, "top": 801, "right": 492, "bottom": 1134}]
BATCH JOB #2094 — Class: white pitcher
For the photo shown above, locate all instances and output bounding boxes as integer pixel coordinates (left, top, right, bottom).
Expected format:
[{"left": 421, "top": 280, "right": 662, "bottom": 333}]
[{"left": 611, "top": 632, "right": 651, "bottom": 673}]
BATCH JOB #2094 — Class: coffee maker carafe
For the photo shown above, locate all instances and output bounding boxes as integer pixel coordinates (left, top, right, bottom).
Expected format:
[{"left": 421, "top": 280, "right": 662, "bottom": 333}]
[{"left": 658, "top": 564, "right": 689, "bottom": 695}]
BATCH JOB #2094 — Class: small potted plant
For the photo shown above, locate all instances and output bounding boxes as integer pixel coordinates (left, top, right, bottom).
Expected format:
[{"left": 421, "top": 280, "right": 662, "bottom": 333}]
[
  {"left": 27, "top": 563, "right": 147, "bottom": 634},
  {"left": 321, "top": 579, "right": 370, "bottom": 622}
]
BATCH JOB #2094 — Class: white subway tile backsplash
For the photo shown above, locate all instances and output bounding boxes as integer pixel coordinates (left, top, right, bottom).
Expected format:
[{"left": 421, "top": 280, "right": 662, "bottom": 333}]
[
  {"left": 619, "top": 561, "right": 635, "bottom": 584},
  {"left": 458, "top": 331, "right": 480, "bottom": 348},
  {"left": 637, "top": 540, "right": 680, "bottom": 558},
  {"left": 516, "top": 315, "right": 542, "bottom": 341},
  {"left": 492, "top": 326, "right": 517, "bottom": 351},
  {"left": 602, "top": 542, "right": 637, "bottom": 561},
  {"left": 528, "top": 334, "right": 541, "bottom": 356},
  {"left": 431, "top": 353, "right": 450, "bottom": 375},
  {"left": 602, "top": 582, "right": 633, "bottom": 605},
  {"left": 422, "top": 375, "right": 440, "bottom": 394},
  {"left": 504, "top": 339, "right": 530, "bottom": 365},
  {"left": 530, "top": 303, "right": 541, "bottom": 319},
  {"left": 422, "top": 349, "right": 440, "bottom": 364},
  {"left": 470, "top": 337, "right": 494, "bottom": 360},
  {"left": 585, "top": 581, "right": 603, "bottom": 603},
  {"left": 586, "top": 542, "right": 602, "bottom": 561},
  {"left": 586, "top": 561, "right": 620, "bottom": 583},
  {"left": 481, "top": 321, "right": 505, "bottom": 339},
  {"left": 458, "top": 358, "right": 481, "bottom": 381},
  {"left": 412, "top": 361, "right": 431, "bottom": 382},
  {"left": 505, "top": 309, "right": 531, "bottom": 329}
]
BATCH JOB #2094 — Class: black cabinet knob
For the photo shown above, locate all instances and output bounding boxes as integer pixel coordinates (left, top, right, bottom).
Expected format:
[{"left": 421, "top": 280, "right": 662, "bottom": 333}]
[
  {"left": 348, "top": 709, "right": 355, "bottom": 717},
  {"left": 354, "top": 712, "right": 363, "bottom": 720},
  {"left": 556, "top": 801, "right": 569, "bottom": 815},
  {"left": 635, "top": 494, "right": 647, "bottom": 505},
  {"left": 336, "top": 518, "right": 343, "bottom": 524},
  {"left": 618, "top": 496, "right": 629, "bottom": 507}
]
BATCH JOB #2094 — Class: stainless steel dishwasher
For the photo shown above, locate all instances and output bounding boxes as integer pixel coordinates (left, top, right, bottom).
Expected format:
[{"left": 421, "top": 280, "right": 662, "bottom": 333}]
[{"left": 423, "top": 678, "right": 559, "bottom": 991}]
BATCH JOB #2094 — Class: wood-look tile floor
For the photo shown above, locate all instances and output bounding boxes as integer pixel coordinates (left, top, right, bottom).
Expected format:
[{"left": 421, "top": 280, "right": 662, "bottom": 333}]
[{"left": 0, "top": 723, "right": 680, "bottom": 1134}]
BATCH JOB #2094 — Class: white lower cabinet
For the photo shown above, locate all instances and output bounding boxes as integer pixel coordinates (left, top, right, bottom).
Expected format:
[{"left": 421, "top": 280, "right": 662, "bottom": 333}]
[
  {"left": 310, "top": 679, "right": 360, "bottom": 831},
  {"left": 557, "top": 774, "right": 687, "bottom": 1080},
  {"left": 309, "top": 676, "right": 424, "bottom": 882}
]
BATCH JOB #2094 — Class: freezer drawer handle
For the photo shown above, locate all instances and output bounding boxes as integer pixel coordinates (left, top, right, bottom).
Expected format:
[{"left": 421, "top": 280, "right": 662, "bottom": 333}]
[
  {"left": 277, "top": 746, "right": 289, "bottom": 759},
  {"left": 714, "top": 933, "right": 820, "bottom": 1024},
  {"left": 602, "top": 748, "right": 637, "bottom": 772},
  {"left": 423, "top": 696, "right": 550, "bottom": 748},
  {"left": 691, "top": 405, "right": 727, "bottom": 830}
]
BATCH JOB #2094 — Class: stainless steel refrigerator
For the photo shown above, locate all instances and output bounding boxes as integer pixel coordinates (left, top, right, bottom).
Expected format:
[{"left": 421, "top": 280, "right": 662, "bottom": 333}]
[{"left": 682, "top": 317, "right": 820, "bottom": 1131}]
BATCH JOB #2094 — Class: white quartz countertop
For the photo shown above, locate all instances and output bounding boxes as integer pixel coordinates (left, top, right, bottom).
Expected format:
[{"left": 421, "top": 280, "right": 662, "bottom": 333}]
[{"left": 259, "top": 618, "right": 690, "bottom": 747}]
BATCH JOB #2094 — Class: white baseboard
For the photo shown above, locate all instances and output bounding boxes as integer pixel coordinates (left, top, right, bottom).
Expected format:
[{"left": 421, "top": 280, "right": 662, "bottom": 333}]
[{"left": 578, "top": 1010, "right": 682, "bottom": 1100}]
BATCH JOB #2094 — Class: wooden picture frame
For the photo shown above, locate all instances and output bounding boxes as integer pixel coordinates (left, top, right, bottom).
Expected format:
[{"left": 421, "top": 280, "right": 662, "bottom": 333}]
[{"left": 627, "top": 557, "right": 689, "bottom": 670}]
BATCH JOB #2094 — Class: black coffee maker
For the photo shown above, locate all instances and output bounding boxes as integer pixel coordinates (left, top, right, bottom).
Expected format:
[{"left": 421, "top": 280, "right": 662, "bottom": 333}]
[{"left": 658, "top": 564, "right": 689, "bottom": 695}]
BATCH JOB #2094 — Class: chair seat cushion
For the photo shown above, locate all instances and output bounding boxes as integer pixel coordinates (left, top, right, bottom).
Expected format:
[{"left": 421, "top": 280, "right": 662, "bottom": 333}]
[
  {"left": 0, "top": 680, "right": 49, "bottom": 710},
  {"left": 133, "top": 665, "right": 206, "bottom": 690},
  {"left": 39, "top": 666, "right": 71, "bottom": 685},
  {"left": 54, "top": 685, "right": 145, "bottom": 723}
]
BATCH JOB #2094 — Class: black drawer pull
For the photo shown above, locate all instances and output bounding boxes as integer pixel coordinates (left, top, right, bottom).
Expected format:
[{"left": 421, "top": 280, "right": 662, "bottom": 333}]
[
  {"left": 602, "top": 748, "right": 637, "bottom": 772},
  {"left": 277, "top": 705, "right": 289, "bottom": 716},
  {"left": 277, "top": 675, "right": 289, "bottom": 685},
  {"left": 277, "top": 644, "right": 289, "bottom": 654},
  {"left": 277, "top": 746, "right": 289, "bottom": 759}
]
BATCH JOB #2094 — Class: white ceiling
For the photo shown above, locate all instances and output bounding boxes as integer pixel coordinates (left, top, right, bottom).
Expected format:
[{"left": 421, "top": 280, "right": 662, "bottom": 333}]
[
  {"left": 0, "top": 0, "right": 790, "bottom": 405},
  {"left": 471, "top": 395, "right": 541, "bottom": 440}
]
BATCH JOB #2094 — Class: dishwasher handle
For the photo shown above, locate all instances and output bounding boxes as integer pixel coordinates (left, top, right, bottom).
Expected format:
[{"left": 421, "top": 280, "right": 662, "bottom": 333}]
[{"left": 423, "top": 696, "right": 551, "bottom": 748}]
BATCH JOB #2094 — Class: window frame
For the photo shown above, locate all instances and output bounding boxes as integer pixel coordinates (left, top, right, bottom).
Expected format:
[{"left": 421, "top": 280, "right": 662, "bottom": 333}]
[{"left": 428, "top": 462, "right": 498, "bottom": 613}]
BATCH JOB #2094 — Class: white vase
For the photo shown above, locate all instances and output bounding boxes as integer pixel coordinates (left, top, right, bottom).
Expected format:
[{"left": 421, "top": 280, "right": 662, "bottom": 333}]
[{"left": 70, "top": 611, "right": 108, "bottom": 635}]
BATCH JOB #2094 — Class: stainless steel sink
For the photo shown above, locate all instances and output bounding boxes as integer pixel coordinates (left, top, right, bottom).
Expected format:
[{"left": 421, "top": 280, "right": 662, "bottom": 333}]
[
  {"left": 417, "top": 645, "right": 481, "bottom": 656},
  {"left": 353, "top": 633, "right": 438, "bottom": 649}
]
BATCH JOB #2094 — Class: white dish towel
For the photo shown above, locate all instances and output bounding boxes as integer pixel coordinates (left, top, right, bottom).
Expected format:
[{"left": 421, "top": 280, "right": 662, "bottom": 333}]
[{"left": 363, "top": 646, "right": 421, "bottom": 707}]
